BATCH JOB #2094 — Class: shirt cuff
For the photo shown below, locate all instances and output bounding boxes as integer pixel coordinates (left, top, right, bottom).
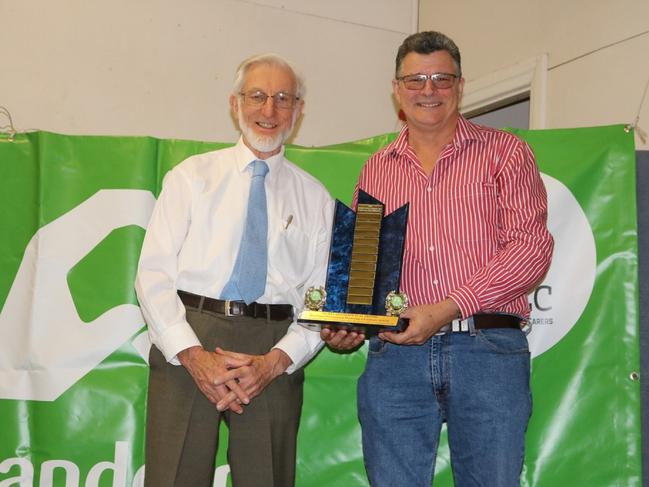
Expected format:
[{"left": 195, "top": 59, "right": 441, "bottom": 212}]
[
  {"left": 272, "top": 324, "right": 324, "bottom": 374},
  {"left": 152, "top": 322, "right": 201, "bottom": 365},
  {"left": 447, "top": 285, "right": 481, "bottom": 319}
]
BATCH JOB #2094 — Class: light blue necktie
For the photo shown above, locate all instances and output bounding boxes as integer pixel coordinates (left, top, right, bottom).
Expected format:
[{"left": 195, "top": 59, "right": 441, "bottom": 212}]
[{"left": 221, "top": 160, "right": 269, "bottom": 304}]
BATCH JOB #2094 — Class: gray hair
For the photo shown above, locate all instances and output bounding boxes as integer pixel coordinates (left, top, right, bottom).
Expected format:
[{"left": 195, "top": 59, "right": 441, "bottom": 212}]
[
  {"left": 233, "top": 53, "right": 306, "bottom": 99},
  {"left": 395, "top": 31, "right": 462, "bottom": 78}
]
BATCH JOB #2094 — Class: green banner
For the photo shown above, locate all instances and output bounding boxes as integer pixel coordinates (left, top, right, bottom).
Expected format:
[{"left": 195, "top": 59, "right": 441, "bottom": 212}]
[{"left": 0, "top": 125, "right": 641, "bottom": 486}]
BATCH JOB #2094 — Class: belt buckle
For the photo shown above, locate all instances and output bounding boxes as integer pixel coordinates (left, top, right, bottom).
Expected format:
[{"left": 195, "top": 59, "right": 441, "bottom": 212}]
[
  {"left": 224, "top": 300, "right": 235, "bottom": 317},
  {"left": 451, "top": 319, "right": 461, "bottom": 332},
  {"left": 450, "top": 318, "right": 470, "bottom": 332}
]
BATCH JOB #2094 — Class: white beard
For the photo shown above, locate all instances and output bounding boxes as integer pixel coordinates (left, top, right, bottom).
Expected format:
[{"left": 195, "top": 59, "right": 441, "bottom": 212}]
[{"left": 237, "top": 105, "right": 298, "bottom": 154}]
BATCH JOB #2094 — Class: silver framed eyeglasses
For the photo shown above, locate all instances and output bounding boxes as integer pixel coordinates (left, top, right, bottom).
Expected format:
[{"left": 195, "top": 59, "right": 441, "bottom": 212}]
[
  {"left": 239, "top": 90, "right": 300, "bottom": 110},
  {"left": 396, "top": 72, "right": 458, "bottom": 90}
]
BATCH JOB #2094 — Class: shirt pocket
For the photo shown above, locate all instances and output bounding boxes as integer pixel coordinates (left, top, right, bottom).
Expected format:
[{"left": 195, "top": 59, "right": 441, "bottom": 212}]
[
  {"left": 442, "top": 182, "right": 498, "bottom": 243},
  {"left": 270, "top": 223, "right": 313, "bottom": 287}
]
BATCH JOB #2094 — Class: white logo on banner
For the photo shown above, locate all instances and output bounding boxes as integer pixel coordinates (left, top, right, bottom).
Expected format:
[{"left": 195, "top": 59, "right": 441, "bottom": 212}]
[
  {"left": 527, "top": 174, "right": 597, "bottom": 358},
  {"left": 0, "top": 441, "right": 146, "bottom": 487},
  {"left": 0, "top": 441, "right": 232, "bottom": 487},
  {"left": 0, "top": 189, "right": 155, "bottom": 401}
]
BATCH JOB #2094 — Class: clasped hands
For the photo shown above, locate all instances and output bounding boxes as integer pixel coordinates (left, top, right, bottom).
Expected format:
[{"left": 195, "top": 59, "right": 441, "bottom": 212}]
[{"left": 178, "top": 346, "right": 292, "bottom": 414}]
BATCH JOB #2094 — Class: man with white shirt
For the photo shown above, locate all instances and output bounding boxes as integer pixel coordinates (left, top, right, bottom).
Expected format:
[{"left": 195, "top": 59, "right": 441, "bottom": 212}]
[{"left": 135, "top": 53, "right": 333, "bottom": 487}]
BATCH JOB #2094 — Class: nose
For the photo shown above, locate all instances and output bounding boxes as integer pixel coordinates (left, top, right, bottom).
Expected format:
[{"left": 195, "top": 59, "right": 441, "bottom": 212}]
[
  {"left": 421, "top": 78, "right": 437, "bottom": 95},
  {"left": 261, "top": 96, "right": 277, "bottom": 116}
]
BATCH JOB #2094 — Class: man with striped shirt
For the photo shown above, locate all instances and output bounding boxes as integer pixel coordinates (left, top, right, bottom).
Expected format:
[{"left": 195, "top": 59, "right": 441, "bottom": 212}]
[{"left": 322, "top": 31, "right": 553, "bottom": 486}]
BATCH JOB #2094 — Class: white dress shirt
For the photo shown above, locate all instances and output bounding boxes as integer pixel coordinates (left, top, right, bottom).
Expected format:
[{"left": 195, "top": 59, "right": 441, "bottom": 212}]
[{"left": 135, "top": 137, "right": 334, "bottom": 373}]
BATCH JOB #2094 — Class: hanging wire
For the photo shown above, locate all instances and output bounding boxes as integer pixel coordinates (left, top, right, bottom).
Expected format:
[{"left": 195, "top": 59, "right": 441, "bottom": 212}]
[
  {"left": 0, "top": 106, "right": 17, "bottom": 142},
  {"left": 624, "top": 74, "right": 649, "bottom": 144}
]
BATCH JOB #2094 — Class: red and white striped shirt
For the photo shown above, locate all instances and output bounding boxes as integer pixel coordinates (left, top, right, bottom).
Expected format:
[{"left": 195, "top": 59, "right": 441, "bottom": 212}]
[{"left": 355, "top": 116, "right": 554, "bottom": 320}]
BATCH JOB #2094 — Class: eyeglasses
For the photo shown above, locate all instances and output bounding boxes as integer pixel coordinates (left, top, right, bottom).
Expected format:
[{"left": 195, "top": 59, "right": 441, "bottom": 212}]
[
  {"left": 396, "top": 73, "right": 458, "bottom": 90},
  {"left": 239, "top": 90, "right": 300, "bottom": 110}
]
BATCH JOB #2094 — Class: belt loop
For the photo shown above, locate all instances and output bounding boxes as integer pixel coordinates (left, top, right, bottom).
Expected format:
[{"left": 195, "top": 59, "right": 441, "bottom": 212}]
[
  {"left": 467, "top": 316, "right": 477, "bottom": 336},
  {"left": 265, "top": 303, "right": 270, "bottom": 321},
  {"left": 198, "top": 295, "right": 205, "bottom": 313}
]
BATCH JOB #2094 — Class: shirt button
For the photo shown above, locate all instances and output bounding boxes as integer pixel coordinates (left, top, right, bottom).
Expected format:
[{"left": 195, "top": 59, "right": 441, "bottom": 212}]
[
  {"left": 433, "top": 279, "right": 439, "bottom": 285},
  {"left": 429, "top": 245, "right": 435, "bottom": 252},
  {"left": 427, "top": 187, "right": 432, "bottom": 193}
]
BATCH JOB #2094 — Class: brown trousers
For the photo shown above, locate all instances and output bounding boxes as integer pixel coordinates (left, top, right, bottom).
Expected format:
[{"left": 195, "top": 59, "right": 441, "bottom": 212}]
[{"left": 144, "top": 306, "right": 304, "bottom": 487}]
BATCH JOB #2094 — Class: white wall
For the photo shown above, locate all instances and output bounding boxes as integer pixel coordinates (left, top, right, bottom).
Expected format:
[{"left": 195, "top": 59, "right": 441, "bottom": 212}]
[
  {"left": 420, "top": 0, "right": 649, "bottom": 149},
  {"left": 0, "top": 0, "right": 416, "bottom": 146}
]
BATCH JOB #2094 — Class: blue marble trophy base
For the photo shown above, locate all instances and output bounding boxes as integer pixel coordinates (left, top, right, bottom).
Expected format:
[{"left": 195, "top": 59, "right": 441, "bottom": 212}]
[{"left": 297, "top": 190, "right": 410, "bottom": 336}]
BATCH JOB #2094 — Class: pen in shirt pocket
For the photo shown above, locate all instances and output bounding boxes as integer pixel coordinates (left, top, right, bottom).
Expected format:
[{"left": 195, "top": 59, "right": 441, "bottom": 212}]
[{"left": 284, "top": 214, "right": 294, "bottom": 230}]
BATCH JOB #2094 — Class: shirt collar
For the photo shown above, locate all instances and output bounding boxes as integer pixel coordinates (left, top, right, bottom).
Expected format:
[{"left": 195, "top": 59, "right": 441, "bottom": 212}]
[
  {"left": 453, "top": 115, "right": 487, "bottom": 145},
  {"left": 383, "top": 124, "right": 411, "bottom": 159},
  {"left": 234, "top": 136, "right": 285, "bottom": 175},
  {"left": 385, "top": 115, "right": 488, "bottom": 159}
]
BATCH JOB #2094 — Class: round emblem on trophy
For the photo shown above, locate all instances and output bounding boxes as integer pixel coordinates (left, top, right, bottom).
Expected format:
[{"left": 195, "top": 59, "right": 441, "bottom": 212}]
[
  {"left": 385, "top": 291, "right": 408, "bottom": 316},
  {"left": 304, "top": 286, "right": 327, "bottom": 311}
]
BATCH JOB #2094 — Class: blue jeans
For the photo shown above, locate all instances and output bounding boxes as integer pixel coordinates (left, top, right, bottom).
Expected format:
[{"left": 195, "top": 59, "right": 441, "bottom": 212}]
[{"left": 358, "top": 329, "right": 531, "bottom": 487}]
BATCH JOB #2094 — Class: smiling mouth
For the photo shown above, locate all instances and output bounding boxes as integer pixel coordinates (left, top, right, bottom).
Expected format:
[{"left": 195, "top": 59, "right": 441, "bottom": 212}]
[
  {"left": 416, "top": 101, "right": 442, "bottom": 108},
  {"left": 256, "top": 121, "right": 277, "bottom": 129}
]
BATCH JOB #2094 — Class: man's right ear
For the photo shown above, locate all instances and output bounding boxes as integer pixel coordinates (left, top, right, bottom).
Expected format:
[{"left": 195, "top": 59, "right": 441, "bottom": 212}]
[{"left": 229, "top": 94, "right": 239, "bottom": 119}]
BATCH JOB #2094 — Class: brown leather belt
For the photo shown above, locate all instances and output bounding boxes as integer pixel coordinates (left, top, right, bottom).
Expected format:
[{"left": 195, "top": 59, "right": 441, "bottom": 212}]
[
  {"left": 437, "top": 313, "right": 522, "bottom": 334},
  {"left": 471, "top": 313, "right": 521, "bottom": 329},
  {"left": 178, "top": 291, "right": 293, "bottom": 321}
]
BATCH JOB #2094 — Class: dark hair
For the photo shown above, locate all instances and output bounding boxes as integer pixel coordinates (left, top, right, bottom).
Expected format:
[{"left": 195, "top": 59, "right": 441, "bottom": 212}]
[{"left": 395, "top": 31, "right": 462, "bottom": 77}]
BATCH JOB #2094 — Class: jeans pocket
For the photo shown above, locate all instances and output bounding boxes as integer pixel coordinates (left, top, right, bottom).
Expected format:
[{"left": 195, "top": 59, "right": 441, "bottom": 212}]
[
  {"left": 367, "top": 336, "right": 388, "bottom": 356},
  {"left": 476, "top": 328, "right": 529, "bottom": 354}
]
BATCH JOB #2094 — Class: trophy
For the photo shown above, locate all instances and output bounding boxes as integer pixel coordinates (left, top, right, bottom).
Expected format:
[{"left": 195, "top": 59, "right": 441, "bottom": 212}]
[{"left": 298, "top": 190, "right": 409, "bottom": 336}]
